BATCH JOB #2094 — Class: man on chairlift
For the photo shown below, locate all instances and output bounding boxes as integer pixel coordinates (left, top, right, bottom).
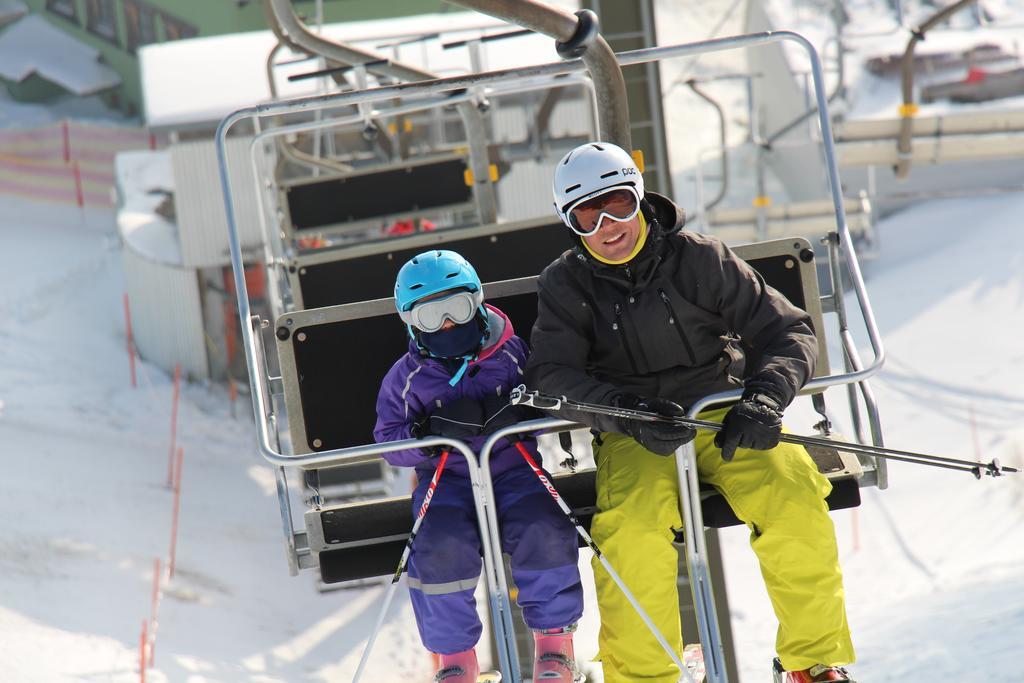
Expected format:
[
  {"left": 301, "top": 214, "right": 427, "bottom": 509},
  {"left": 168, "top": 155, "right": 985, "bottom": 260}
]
[{"left": 526, "top": 141, "right": 857, "bottom": 683}]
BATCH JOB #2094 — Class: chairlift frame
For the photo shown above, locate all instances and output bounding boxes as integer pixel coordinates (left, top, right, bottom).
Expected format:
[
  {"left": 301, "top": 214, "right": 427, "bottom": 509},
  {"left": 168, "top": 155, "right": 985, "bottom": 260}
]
[
  {"left": 216, "top": 29, "right": 886, "bottom": 683},
  {"left": 244, "top": 69, "right": 599, "bottom": 317}
]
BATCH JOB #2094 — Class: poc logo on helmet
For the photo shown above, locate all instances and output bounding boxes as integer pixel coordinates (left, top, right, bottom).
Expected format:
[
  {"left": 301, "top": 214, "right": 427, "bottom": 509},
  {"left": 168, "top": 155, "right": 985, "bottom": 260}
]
[{"left": 622, "top": 167, "right": 637, "bottom": 176}]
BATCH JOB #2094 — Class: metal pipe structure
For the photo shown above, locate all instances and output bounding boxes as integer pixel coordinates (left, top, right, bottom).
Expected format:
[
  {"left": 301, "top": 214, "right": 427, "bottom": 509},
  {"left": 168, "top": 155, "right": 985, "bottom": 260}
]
[
  {"left": 477, "top": 421, "right": 698, "bottom": 683},
  {"left": 765, "top": 34, "right": 845, "bottom": 147},
  {"left": 216, "top": 26, "right": 886, "bottom": 498},
  {"left": 896, "top": 0, "right": 980, "bottom": 179},
  {"left": 444, "top": 0, "right": 631, "bottom": 149},
  {"left": 263, "top": 0, "right": 497, "bottom": 222},
  {"left": 475, "top": 416, "right": 573, "bottom": 681},
  {"left": 244, "top": 70, "right": 596, "bottom": 320},
  {"left": 824, "top": 231, "right": 888, "bottom": 488},
  {"left": 264, "top": 41, "right": 356, "bottom": 176},
  {"left": 217, "top": 34, "right": 884, "bottom": 680},
  {"left": 687, "top": 79, "right": 729, "bottom": 212}
]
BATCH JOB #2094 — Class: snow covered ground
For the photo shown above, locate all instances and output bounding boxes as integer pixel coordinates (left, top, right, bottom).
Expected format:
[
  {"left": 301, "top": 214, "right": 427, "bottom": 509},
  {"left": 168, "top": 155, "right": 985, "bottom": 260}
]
[
  {"left": 3, "top": 1, "right": 1024, "bottom": 682},
  {"left": 4, "top": 172, "right": 1023, "bottom": 683}
]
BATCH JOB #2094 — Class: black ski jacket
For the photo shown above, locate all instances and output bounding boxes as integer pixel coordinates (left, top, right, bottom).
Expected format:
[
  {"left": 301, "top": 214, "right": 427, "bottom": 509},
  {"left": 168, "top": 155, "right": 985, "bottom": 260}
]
[{"left": 524, "top": 192, "right": 817, "bottom": 433}]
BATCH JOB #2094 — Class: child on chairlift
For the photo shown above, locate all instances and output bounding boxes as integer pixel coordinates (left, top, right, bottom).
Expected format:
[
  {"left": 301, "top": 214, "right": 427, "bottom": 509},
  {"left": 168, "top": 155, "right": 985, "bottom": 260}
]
[{"left": 374, "top": 249, "right": 584, "bottom": 683}]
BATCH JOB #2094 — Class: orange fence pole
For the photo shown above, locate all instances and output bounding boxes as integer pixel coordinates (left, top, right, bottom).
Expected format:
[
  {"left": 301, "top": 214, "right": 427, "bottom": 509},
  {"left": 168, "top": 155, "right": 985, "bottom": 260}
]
[
  {"left": 149, "top": 557, "right": 161, "bottom": 666},
  {"left": 139, "top": 620, "right": 147, "bottom": 683},
  {"left": 72, "top": 161, "right": 83, "bottom": 208},
  {"left": 62, "top": 119, "right": 70, "bottom": 163},
  {"left": 228, "top": 377, "right": 237, "bottom": 418},
  {"left": 166, "top": 364, "right": 181, "bottom": 487},
  {"left": 123, "top": 293, "right": 136, "bottom": 388},
  {"left": 168, "top": 447, "right": 185, "bottom": 578}
]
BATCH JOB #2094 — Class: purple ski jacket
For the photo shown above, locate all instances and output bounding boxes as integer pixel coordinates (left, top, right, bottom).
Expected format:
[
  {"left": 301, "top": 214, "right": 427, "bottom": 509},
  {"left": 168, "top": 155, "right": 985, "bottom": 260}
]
[{"left": 374, "top": 304, "right": 536, "bottom": 477}]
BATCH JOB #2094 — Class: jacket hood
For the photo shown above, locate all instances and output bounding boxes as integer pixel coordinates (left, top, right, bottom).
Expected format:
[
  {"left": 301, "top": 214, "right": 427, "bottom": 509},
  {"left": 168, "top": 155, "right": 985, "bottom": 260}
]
[{"left": 644, "top": 191, "right": 686, "bottom": 235}]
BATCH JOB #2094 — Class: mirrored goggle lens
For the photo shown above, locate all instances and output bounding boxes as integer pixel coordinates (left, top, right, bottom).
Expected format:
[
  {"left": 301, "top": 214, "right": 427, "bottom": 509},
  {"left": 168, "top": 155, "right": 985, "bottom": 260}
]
[
  {"left": 568, "top": 188, "right": 639, "bottom": 235},
  {"left": 401, "top": 291, "right": 480, "bottom": 332}
]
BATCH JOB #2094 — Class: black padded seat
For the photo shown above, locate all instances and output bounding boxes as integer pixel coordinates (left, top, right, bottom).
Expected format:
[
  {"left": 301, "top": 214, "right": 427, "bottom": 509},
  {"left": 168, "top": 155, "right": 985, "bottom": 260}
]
[{"left": 316, "top": 444, "right": 860, "bottom": 584}]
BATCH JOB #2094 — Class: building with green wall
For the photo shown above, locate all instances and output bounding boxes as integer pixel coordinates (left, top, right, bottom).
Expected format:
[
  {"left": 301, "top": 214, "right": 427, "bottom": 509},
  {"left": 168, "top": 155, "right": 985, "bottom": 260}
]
[{"left": 15, "top": 0, "right": 454, "bottom": 116}]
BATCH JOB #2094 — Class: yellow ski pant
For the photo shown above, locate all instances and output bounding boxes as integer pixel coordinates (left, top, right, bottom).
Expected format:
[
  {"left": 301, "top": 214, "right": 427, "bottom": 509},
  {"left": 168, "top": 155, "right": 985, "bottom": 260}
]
[{"left": 590, "top": 407, "right": 855, "bottom": 681}]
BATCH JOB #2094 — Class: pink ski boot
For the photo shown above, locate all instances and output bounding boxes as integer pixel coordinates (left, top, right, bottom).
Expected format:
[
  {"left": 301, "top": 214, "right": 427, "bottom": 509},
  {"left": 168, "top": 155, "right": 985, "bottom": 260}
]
[
  {"left": 434, "top": 648, "right": 480, "bottom": 682},
  {"left": 532, "top": 624, "right": 580, "bottom": 682}
]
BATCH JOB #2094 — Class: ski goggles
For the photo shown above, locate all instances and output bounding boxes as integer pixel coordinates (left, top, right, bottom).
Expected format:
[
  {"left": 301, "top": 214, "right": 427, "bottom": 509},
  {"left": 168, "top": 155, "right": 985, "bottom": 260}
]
[
  {"left": 399, "top": 289, "right": 483, "bottom": 333},
  {"left": 564, "top": 186, "right": 641, "bottom": 236}
]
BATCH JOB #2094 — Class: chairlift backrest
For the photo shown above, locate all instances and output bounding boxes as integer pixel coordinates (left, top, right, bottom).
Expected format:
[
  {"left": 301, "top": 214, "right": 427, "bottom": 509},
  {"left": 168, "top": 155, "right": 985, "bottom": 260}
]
[
  {"left": 275, "top": 236, "right": 828, "bottom": 456},
  {"left": 288, "top": 215, "right": 571, "bottom": 310},
  {"left": 283, "top": 153, "right": 474, "bottom": 236}
]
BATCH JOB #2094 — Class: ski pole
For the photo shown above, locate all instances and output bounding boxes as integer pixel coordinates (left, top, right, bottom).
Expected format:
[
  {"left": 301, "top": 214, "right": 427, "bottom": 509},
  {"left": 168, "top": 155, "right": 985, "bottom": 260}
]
[
  {"left": 509, "top": 385, "right": 1017, "bottom": 479},
  {"left": 507, "top": 438, "right": 697, "bottom": 683},
  {"left": 352, "top": 450, "right": 449, "bottom": 683}
]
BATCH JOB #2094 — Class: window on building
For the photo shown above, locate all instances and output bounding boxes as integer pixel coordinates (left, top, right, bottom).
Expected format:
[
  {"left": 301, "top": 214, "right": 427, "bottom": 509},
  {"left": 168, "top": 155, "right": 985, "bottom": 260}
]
[
  {"left": 46, "top": 0, "right": 79, "bottom": 23},
  {"left": 124, "top": 0, "right": 158, "bottom": 54},
  {"left": 85, "top": 0, "right": 119, "bottom": 45},
  {"left": 161, "top": 13, "right": 198, "bottom": 42}
]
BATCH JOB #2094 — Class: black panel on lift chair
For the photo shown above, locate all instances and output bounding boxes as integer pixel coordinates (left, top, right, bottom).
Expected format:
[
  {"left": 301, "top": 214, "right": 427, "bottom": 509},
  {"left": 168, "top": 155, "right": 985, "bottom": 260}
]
[
  {"left": 286, "top": 158, "right": 472, "bottom": 232},
  {"left": 290, "top": 291, "right": 541, "bottom": 454},
  {"left": 299, "top": 222, "right": 570, "bottom": 309}
]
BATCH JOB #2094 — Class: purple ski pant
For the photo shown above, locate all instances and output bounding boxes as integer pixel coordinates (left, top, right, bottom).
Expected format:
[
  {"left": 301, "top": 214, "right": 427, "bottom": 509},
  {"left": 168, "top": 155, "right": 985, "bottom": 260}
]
[{"left": 407, "top": 462, "right": 584, "bottom": 655}]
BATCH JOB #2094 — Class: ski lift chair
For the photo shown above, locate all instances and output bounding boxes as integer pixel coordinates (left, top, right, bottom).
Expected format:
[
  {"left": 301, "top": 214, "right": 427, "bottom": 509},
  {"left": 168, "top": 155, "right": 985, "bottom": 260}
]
[
  {"left": 269, "top": 239, "right": 874, "bottom": 683},
  {"left": 218, "top": 28, "right": 886, "bottom": 683},
  {"left": 276, "top": 236, "right": 868, "bottom": 581}
]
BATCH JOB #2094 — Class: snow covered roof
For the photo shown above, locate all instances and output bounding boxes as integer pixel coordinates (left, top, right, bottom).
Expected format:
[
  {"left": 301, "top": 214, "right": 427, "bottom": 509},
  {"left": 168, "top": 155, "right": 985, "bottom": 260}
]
[
  {"left": 0, "top": 14, "right": 120, "bottom": 96},
  {"left": 115, "top": 149, "right": 182, "bottom": 266},
  {"left": 139, "top": 11, "right": 565, "bottom": 131},
  {"left": 0, "top": 0, "right": 27, "bottom": 29}
]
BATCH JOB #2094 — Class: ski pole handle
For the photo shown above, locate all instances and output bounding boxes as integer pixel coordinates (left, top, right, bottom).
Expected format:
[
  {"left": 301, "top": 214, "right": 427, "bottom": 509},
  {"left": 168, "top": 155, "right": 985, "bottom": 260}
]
[{"left": 510, "top": 384, "right": 564, "bottom": 410}]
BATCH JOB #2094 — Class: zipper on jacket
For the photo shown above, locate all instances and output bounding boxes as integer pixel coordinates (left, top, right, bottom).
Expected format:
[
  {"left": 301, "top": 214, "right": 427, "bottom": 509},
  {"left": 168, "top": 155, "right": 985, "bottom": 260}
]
[
  {"left": 612, "top": 302, "right": 640, "bottom": 374},
  {"left": 658, "top": 289, "right": 697, "bottom": 364}
]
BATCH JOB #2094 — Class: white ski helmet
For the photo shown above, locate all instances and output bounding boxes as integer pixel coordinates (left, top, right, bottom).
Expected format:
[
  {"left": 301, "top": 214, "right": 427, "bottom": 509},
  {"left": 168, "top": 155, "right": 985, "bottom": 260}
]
[{"left": 552, "top": 141, "right": 644, "bottom": 228}]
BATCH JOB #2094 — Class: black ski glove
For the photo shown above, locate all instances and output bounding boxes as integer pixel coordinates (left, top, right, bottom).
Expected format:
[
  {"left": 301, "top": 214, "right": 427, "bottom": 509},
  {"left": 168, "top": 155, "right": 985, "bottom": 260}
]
[
  {"left": 612, "top": 393, "right": 696, "bottom": 456},
  {"left": 714, "top": 391, "right": 784, "bottom": 462},
  {"left": 480, "top": 394, "right": 543, "bottom": 436},
  {"left": 415, "top": 396, "right": 485, "bottom": 440}
]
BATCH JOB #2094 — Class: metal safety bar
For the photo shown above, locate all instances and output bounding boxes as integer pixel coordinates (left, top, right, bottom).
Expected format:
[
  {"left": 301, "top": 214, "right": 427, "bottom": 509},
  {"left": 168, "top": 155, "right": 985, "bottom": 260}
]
[{"left": 480, "top": 417, "right": 572, "bottom": 681}]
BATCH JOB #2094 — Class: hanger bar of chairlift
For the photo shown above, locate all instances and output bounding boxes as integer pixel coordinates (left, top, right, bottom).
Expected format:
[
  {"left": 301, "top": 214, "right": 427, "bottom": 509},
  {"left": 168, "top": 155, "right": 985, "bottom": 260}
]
[
  {"left": 442, "top": 28, "right": 533, "bottom": 49},
  {"left": 510, "top": 387, "right": 1016, "bottom": 478}
]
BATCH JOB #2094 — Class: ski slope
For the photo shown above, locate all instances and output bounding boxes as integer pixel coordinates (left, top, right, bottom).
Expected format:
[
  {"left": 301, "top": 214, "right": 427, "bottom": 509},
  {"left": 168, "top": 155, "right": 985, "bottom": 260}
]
[{"left": 3, "top": 176, "right": 1023, "bottom": 683}]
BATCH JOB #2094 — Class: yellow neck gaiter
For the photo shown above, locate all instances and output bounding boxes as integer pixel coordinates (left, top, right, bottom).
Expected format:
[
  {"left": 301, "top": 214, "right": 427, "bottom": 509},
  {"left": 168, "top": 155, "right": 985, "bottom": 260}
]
[{"left": 582, "top": 211, "right": 649, "bottom": 265}]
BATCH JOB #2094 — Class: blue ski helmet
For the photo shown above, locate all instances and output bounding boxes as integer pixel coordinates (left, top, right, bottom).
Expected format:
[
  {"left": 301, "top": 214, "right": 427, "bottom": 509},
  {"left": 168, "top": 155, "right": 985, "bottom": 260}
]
[{"left": 394, "top": 250, "right": 483, "bottom": 313}]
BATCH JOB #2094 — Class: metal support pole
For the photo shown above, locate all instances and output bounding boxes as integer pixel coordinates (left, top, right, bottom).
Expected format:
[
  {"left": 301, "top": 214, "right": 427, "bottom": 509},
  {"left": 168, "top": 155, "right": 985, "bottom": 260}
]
[{"left": 444, "top": 0, "right": 631, "bottom": 149}]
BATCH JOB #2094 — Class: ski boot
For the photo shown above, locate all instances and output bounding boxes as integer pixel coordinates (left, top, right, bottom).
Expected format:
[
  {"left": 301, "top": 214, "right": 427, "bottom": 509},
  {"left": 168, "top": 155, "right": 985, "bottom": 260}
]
[
  {"left": 532, "top": 624, "right": 582, "bottom": 682},
  {"left": 434, "top": 648, "right": 480, "bottom": 682},
  {"left": 772, "top": 658, "right": 855, "bottom": 682}
]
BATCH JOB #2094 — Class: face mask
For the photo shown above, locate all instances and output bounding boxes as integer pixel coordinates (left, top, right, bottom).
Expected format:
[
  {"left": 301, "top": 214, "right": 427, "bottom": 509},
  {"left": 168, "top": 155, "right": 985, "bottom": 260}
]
[{"left": 418, "top": 319, "right": 483, "bottom": 359}]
